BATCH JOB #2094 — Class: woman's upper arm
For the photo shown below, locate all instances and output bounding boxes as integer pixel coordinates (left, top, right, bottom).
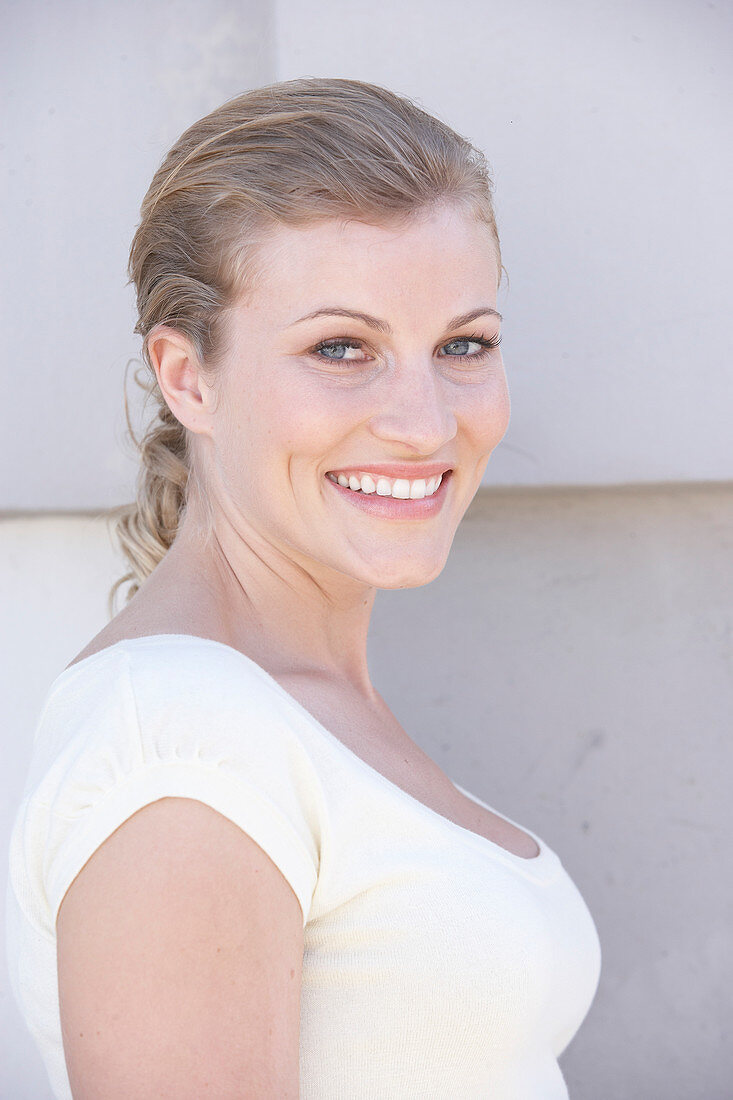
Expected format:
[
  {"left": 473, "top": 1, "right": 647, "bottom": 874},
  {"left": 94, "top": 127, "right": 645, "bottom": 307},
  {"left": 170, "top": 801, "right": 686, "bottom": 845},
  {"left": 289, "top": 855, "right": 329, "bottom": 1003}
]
[{"left": 56, "top": 796, "right": 304, "bottom": 1099}]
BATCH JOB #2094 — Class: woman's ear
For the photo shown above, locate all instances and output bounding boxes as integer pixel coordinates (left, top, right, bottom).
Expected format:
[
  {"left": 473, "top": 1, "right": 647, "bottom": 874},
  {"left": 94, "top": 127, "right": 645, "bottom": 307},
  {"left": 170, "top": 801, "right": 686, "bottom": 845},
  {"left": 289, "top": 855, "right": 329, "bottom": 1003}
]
[{"left": 146, "top": 326, "right": 216, "bottom": 437}]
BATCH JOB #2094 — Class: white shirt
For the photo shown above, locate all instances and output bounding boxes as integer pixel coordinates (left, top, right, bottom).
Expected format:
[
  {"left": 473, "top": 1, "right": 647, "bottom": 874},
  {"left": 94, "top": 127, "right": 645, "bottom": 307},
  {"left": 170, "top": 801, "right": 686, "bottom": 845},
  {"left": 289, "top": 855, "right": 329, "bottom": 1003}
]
[{"left": 6, "top": 634, "right": 601, "bottom": 1098}]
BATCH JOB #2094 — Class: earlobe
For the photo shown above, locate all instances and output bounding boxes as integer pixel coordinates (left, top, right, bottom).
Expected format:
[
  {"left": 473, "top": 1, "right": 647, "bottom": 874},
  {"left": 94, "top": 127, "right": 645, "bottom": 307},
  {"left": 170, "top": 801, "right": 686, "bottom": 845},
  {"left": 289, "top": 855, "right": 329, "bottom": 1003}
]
[{"left": 147, "top": 326, "right": 213, "bottom": 437}]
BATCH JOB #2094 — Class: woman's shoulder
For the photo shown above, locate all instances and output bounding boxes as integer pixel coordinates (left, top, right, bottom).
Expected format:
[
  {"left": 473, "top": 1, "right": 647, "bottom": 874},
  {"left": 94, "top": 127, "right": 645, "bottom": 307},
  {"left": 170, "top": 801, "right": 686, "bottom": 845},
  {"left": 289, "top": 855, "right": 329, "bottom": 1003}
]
[
  {"left": 13, "top": 633, "right": 327, "bottom": 935},
  {"left": 53, "top": 630, "right": 279, "bottom": 701},
  {"left": 44, "top": 634, "right": 314, "bottom": 761},
  {"left": 29, "top": 632, "right": 326, "bottom": 805}
]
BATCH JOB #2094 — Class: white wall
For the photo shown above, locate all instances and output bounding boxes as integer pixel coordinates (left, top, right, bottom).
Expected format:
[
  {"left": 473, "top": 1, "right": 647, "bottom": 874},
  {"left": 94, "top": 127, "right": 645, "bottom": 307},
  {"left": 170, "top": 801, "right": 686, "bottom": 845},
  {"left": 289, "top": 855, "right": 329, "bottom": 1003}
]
[{"left": 0, "top": 0, "right": 274, "bottom": 511}]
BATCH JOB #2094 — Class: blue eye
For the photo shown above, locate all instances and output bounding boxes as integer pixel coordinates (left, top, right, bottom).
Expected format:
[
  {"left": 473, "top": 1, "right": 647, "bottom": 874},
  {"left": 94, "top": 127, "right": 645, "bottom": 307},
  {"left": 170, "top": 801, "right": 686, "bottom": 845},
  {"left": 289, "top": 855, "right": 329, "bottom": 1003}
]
[
  {"left": 314, "top": 339, "right": 368, "bottom": 362},
  {"left": 441, "top": 333, "right": 502, "bottom": 359}
]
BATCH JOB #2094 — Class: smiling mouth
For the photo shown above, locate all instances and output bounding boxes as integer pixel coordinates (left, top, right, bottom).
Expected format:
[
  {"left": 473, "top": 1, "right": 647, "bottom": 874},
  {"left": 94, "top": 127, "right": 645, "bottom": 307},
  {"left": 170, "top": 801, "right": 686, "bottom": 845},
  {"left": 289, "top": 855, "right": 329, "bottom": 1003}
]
[{"left": 325, "top": 470, "right": 451, "bottom": 499}]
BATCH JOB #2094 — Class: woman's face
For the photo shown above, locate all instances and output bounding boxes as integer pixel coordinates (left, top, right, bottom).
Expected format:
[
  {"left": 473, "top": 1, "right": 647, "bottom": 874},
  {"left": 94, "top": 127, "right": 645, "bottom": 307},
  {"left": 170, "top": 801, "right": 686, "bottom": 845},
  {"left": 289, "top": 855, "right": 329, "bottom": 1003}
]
[{"left": 204, "top": 201, "right": 510, "bottom": 589}]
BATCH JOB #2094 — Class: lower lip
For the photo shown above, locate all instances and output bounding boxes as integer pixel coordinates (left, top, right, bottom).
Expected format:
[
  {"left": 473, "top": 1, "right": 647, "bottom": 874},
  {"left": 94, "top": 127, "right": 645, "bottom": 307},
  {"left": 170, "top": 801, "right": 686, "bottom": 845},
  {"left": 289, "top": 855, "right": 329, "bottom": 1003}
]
[{"left": 325, "top": 472, "right": 452, "bottom": 519}]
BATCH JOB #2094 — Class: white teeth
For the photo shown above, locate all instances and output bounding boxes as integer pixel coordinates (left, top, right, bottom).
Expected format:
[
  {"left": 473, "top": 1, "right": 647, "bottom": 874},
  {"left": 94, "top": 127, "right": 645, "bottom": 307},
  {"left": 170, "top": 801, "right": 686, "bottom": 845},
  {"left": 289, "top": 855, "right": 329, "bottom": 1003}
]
[{"left": 327, "top": 471, "right": 448, "bottom": 498}]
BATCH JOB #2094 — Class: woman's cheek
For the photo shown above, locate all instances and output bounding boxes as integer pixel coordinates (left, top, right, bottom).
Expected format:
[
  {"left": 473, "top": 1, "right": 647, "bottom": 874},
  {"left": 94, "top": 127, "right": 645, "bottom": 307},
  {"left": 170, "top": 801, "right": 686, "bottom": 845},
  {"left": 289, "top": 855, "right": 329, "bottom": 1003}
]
[
  {"left": 281, "top": 384, "right": 371, "bottom": 450},
  {"left": 458, "top": 374, "right": 511, "bottom": 451}
]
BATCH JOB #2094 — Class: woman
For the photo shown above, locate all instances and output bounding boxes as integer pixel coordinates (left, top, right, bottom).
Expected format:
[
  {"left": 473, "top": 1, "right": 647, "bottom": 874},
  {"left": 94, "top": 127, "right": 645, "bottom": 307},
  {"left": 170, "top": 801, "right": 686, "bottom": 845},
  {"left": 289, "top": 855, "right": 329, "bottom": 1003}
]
[{"left": 7, "top": 78, "right": 601, "bottom": 1098}]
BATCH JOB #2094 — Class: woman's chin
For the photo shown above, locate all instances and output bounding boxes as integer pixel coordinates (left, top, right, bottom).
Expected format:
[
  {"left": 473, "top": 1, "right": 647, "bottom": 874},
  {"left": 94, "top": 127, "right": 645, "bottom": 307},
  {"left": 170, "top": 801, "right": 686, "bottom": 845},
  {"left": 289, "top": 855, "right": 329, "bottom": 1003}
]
[{"left": 358, "top": 553, "right": 450, "bottom": 591}]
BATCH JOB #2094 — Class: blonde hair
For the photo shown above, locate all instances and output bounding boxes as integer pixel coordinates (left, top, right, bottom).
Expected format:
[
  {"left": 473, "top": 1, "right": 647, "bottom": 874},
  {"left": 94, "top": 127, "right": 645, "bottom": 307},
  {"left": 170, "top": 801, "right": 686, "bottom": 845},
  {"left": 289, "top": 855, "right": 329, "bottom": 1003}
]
[{"left": 108, "top": 77, "right": 502, "bottom": 614}]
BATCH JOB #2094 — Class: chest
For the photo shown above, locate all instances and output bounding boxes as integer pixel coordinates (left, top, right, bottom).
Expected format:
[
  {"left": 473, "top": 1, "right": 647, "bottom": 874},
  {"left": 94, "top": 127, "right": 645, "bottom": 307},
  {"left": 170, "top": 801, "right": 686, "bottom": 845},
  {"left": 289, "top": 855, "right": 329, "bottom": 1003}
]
[
  {"left": 300, "top": 755, "right": 602, "bottom": 1098},
  {"left": 276, "top": 672, "right": 540, "bottom": 859}
]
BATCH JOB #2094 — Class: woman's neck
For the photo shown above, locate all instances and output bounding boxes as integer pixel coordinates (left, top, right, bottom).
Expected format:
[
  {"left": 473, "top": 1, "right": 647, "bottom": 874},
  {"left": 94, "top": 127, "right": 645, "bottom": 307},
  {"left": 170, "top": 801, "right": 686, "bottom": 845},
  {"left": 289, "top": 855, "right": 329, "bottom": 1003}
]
[{"left": 132, "top": 503, "right": 378, "bottom": 694}]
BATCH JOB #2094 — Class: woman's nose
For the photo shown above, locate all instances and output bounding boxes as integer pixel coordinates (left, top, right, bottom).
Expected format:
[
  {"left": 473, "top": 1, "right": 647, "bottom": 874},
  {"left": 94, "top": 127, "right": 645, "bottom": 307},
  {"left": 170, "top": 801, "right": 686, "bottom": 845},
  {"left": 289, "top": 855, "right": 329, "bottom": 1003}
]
[{"left": 367, "top": 360, "right": 458, "bottom": 455}]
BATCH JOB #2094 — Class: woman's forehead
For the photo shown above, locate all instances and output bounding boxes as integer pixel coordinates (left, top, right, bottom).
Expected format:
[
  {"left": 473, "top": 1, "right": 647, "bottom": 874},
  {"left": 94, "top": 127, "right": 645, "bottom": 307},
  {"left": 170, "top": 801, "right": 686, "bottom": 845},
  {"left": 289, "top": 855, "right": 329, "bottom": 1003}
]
[{"left": 240, "top": 209, "right": 500, "bottom": 320}]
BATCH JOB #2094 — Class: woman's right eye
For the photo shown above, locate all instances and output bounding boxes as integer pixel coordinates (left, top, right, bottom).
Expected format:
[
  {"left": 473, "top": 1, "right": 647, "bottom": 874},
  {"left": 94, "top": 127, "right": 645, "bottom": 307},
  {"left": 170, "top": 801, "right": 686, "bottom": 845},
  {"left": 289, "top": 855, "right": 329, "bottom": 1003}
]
[{"left": 312, "top": 339, "right": 371, "bottom": 362}]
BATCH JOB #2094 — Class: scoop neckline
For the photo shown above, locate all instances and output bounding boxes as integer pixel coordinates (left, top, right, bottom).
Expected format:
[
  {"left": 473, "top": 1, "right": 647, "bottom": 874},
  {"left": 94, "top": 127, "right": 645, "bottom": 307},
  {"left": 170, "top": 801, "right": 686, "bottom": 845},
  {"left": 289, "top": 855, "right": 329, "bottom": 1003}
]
[{"left": 54, "top": 632, "right": 553, "bottom": 870}]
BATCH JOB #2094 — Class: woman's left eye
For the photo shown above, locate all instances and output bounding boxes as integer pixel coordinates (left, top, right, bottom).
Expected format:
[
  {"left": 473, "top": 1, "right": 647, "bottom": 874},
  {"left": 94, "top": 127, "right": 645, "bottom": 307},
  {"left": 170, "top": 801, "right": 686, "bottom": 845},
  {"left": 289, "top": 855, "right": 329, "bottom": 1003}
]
[{"left": 440, "top": 333, "right": 502, "bottom": 359}]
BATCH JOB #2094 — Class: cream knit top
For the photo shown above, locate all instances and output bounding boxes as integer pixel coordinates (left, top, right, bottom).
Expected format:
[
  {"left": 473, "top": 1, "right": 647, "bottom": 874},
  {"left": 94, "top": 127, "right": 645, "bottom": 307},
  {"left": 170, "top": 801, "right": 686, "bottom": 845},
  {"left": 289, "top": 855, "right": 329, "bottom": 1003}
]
[{"left": 6, "top": 635, "right": 601, "bottom": 1099}]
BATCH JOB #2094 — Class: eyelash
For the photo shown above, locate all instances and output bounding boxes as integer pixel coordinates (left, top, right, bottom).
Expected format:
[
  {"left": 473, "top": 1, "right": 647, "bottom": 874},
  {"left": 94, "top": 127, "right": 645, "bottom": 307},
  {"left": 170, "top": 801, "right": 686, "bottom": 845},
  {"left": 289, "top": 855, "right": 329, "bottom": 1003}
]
[{"left": 311, "top": 331, "right": 502, "bottom": 364}]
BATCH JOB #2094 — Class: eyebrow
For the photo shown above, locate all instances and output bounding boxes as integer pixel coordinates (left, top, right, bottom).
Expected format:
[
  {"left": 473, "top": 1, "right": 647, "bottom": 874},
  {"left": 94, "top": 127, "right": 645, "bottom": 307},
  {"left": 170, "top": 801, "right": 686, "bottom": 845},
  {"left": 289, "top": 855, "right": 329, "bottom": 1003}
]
[{"left": 288, "top": 305, "right": 502, "bottom": 334}]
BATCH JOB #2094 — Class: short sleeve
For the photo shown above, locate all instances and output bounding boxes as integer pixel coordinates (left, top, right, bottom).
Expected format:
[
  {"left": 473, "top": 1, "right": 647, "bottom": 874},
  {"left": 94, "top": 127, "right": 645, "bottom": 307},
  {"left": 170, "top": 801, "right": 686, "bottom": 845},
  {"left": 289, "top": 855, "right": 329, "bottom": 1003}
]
[{"left": 11, "top": 642, "right": 324, "bottom": 936}]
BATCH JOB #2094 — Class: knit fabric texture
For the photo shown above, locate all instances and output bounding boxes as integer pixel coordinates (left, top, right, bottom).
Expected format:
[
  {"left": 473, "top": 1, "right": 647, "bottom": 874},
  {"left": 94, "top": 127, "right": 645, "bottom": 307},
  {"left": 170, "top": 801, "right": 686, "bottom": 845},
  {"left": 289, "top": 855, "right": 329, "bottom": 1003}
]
[{"left": 6, "top": 634, "right": 601, "bottom": 1099}]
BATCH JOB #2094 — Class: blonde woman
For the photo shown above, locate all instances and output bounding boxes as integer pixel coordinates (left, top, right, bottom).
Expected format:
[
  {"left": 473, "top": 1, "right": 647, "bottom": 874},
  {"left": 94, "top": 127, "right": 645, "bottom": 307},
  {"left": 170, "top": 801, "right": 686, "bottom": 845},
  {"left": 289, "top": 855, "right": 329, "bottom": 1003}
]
[{"left": 7, "top": 78, "right": 601, "bottom": 1099}]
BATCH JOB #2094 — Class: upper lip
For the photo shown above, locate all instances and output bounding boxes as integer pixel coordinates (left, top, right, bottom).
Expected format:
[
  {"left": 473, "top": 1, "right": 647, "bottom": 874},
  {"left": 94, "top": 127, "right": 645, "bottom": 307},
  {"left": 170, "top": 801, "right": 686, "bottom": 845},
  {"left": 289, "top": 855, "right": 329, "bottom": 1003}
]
[{"left": 326, "top": 463, "right": 453, "bottom": 479}]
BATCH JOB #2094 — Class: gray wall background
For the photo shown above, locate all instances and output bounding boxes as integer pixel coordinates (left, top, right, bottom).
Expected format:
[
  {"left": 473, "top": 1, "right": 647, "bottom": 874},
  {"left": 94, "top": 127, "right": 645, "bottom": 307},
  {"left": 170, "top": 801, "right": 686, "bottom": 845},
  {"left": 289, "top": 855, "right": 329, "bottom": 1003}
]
[{"left": 2, "top": 1, "right": 731, "bottom": 1097}]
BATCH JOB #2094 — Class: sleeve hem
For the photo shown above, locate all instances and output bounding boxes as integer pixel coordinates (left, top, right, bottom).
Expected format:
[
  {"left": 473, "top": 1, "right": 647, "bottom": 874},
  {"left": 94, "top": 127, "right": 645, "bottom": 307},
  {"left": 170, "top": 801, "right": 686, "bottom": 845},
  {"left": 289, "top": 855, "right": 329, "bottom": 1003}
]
[{"left": 46, "top": 762, "right": 317, "bottom": 930}]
